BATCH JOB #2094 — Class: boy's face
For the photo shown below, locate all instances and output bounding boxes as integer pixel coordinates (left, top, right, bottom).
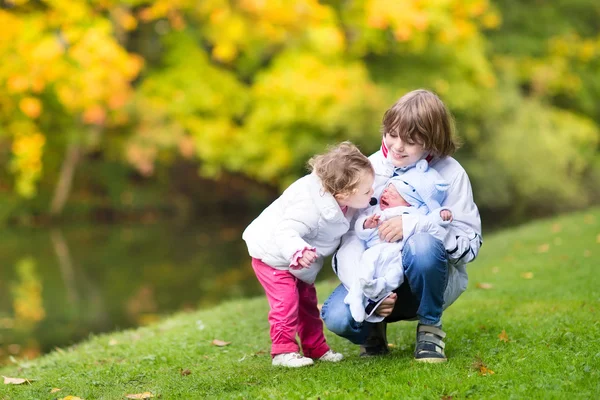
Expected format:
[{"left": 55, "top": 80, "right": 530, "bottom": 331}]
[
  {"left": 380, "top": 184, "right": 410, "bottom": 211},
  {"left": 384, "top": 132, "right": 426, "bottom": 168},
  {"left": 335, "top": 170, "right": 374, "bottom": 209}
]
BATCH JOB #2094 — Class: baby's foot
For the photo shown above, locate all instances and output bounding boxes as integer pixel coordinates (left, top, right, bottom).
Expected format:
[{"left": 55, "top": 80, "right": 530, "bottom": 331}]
[{"left": 349, "top": 300, "right": 366, "bottom": 323}]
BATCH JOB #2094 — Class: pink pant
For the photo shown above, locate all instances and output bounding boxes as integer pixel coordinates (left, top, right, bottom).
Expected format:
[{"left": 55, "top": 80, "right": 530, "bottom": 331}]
[{"left": 251, "top": 258, "right": 329, "bottom": 358}]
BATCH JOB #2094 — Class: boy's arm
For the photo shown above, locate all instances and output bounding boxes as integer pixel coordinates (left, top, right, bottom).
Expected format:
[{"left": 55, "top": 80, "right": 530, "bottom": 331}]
[{"left": 441, "top": 171, "right": 482, "bottom": 265}]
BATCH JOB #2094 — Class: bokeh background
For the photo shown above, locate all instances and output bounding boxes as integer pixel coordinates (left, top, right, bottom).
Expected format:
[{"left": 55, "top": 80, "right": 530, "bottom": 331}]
[{"left": 1, "top": 0, "right": 598, "bottom": 364}]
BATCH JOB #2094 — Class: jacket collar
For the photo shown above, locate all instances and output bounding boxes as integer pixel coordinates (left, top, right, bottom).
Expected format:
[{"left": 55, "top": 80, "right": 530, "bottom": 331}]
[{"left": 308, "top": 173, "right": 346, "bottom": 222}]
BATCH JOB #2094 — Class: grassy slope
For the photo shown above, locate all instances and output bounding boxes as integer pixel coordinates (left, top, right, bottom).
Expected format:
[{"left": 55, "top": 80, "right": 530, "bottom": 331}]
[{"left": 1, "top": 208, "right": 599, "bottom": 399}]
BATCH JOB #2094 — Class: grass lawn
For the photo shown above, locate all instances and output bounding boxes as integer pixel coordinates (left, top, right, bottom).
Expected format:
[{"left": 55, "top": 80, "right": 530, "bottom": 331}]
[{"left": 1, "top": 208, "right": 599, "bottom": 399}]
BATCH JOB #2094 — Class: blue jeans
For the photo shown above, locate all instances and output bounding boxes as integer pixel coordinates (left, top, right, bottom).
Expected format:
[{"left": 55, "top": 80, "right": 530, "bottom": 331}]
[{"left": 321, "top": 232, "right": 448, "bottom": 345}]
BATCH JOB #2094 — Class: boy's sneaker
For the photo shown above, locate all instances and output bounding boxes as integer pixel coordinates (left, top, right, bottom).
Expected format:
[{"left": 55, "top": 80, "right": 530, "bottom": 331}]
[
  {"left": 272, "top": 352, "right": 314, "bottom": 368},
  {"left": 318, "top": 350, "right": 344, "bottom": 362},
  {"left": 414, "top": 324, "right": 447, "bottom": 363}
]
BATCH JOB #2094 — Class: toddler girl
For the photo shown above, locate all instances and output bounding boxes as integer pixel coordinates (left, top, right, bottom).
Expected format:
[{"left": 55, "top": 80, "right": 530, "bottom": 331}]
[{"left": 242, "top": 141, "right": 374, "bottom": 367}]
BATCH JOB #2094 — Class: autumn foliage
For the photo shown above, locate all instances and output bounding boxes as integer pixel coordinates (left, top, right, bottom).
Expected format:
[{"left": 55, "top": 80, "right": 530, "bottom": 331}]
[{"left": 0, "top": 0, "right": 598, "bottom": 220}]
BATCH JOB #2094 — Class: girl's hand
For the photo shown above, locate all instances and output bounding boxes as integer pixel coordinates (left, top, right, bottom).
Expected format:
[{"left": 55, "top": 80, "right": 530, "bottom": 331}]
[
  {"left": 440, "top": 210, "right": 453, "bottom": 222},
  {"left": 378, "top": 215, "right": 403, "bottom": 243},
  {"left": 363, "top": 214, "right": 381, "bottom": 229},
  {"left": 297, "top": 249, "right": 318, "bottom": 268}
]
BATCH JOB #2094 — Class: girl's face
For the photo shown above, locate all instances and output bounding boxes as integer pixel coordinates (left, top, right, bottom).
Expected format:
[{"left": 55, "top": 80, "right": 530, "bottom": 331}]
[
  {"left": 335, "top": 170, "right": 374, "bottom": 209},
  {"left": 384, "top": 132, "right": 426, "bottom": 168}
]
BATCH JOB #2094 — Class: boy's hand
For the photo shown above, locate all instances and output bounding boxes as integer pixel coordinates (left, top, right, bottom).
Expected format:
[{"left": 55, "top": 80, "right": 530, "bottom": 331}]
[
  {"left": 297, "top": 249, "right": 317, "bottom": 268},
  {"left": 375, "top": 293, "right": 397, "bottom": 317},
  {"left": 379, "top": 216, "right": 403, "bottom": 242},
  {"left": 363, "top": 214, "right": 381, "bottom": 229},
  {"left": 440, "top": 210, "right": 453, "bottom": 222}
]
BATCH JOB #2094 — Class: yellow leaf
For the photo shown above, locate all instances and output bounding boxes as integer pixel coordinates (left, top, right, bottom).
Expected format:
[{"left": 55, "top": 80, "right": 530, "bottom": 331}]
[
  {"left": 476, "top": 282, "right": 493, "bottom": 290},
  {"left": 51, "top": 388, "right": 61, "bottom": 393},
  {"left": 211, "top": 339, "right": 231, "bottom": 347},
  {"left": 479, "top": 365, "right": 495, "bottom": 376},
  {"left": 498, "top": 330, "right": 509, "bottom": 342},
  {"left": 537, "top": 243, "right": 550, "bottom": 253},
  {"left": 2, "top": 376, "right": 32, "bottom": 385},
  {"left": 83, "top": 105, "right": 106, "bottom": 125},
  {"left": 583, "top": 250, "right": 591, "bottom": 257},
  {"left": 60, "top": 397, "right": 85, "bottom": 400},
  {"left": 125, "top": 392, "right": 154, "bottom": 399},
  {"left": 19, "top": 97, "right": 42, "bottom": 119},
  {"left": 521, "top": 272, "right": 534, "bottom": 279}
]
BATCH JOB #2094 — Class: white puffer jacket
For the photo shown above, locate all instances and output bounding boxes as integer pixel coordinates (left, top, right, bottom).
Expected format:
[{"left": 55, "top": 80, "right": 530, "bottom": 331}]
[{"left": 243, "top": 173, "right": 356, "bottom": 284}]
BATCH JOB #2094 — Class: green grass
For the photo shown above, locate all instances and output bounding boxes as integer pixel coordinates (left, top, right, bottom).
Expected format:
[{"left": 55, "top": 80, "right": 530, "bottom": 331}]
[{"left": 1, "top": 208, "right": 599, "bottom": 399}]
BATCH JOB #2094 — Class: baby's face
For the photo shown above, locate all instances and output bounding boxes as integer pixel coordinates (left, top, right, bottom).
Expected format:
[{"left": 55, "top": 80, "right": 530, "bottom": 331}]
[{"left": 380, "top": 184, "right": 410, "bottom": 211}]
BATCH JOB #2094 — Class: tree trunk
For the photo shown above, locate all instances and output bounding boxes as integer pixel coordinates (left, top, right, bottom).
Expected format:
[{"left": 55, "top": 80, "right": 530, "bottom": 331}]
[{"left": 49, "top": 142, "right": 81, "bottom": 217}]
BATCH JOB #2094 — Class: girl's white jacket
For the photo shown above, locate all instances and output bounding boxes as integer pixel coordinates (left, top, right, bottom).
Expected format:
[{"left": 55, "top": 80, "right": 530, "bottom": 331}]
[
  {"left": 243, "top": 173, "right": 356, "bottom": 284},
  {"left": 335, "top": 151, "right": 482, "bottom": 321}
]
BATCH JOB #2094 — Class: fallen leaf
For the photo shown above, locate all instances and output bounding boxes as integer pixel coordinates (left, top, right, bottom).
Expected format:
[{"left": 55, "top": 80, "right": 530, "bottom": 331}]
[
  {"left": 441, "top": 396, "right": 453, "bottom": 400},
  {"left": 551, "top": 223, "right": 562, "bottom": 233},
  {"left": 476, "top": 282, "right": 493, "bottom": 290},
  {"left": 211, "top": 339, "right": 231, "bottom": 347},
  {"left": 2, "top": 376, "right": 33, "bottom": 385},
  {"left": 521, "top": 272, "right": 534, "bottom": 279},
  {"left": 180, "top": 369, "right": 191, "bottom": 376},
  {"left": 125, "top": 392, "right": 154, "bottom": 399},
  {"left": 59, "top": 397, "right": 84, "bottom": 400},
  {"left": 583, "top": 250, "right": 591, "bottom": 257},
  {"left": 387, "top": 343, "right": 396, "bottom": 348},
  {"left": 537, "top": 243, "right": 550, "bottom": 253},
  {"left": 472, "top": 358, "right": 495, "bottom": 376},
  {"left": 498, "top": 330, "right": 509, "bottom": 342},
  {"left": 51, "top": 388, "right": 61, "bottom": 393},
  {"left": 479, "top": 365, "right": 495, "bottom": 376}
]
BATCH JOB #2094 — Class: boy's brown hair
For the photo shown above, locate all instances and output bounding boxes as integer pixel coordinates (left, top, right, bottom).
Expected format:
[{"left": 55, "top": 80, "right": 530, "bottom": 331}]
[
  {"left": 308, "top": 141, "right": 374, "bottom": 197},
  {"left": 381, "top": 89, "right": 459, "bottom": 157}
]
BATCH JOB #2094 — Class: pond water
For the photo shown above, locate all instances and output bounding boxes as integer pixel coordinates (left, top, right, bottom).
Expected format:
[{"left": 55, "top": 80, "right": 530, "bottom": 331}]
[{"left": 0, "top": 216, "right": 338, "bottom": 365}]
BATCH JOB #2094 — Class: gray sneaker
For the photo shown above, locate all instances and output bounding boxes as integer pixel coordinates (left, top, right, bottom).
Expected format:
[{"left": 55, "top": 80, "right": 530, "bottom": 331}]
[
  {"left": 359, "top": 322, "right": 389, "bottom": 357},
  {"left": 414, "top": 324, "right": 447, "bottom": 363}
]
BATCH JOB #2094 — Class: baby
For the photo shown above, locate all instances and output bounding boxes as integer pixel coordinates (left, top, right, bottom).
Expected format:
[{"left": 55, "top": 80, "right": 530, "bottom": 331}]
[{"left": 346, "top": 159, "right": 453, "bottom": 323}]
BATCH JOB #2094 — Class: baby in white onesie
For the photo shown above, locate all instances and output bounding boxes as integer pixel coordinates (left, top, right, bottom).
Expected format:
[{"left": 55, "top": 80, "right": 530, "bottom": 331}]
[{"left": 347, "top": 159, "right": 453, "bottom": 323}]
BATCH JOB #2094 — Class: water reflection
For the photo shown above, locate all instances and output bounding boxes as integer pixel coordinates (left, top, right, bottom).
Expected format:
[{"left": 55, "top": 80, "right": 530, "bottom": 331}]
[{"left": 1, "top": 217, "right": 296, "bottom": 364}]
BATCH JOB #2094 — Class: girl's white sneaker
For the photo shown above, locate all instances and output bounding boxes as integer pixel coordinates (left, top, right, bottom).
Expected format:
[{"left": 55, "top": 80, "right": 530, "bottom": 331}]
[
  {"left": 319, "top": 350, "right": 344, "bottom": 362},
  {"left": 272, "top": 352, "right": 314, "bottom": 368}
]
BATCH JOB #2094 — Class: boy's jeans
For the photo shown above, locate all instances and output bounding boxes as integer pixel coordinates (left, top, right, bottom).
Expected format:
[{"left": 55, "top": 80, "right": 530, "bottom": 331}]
[{"left": 321, "top": 232, "right": 448, "bottom": 344}]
